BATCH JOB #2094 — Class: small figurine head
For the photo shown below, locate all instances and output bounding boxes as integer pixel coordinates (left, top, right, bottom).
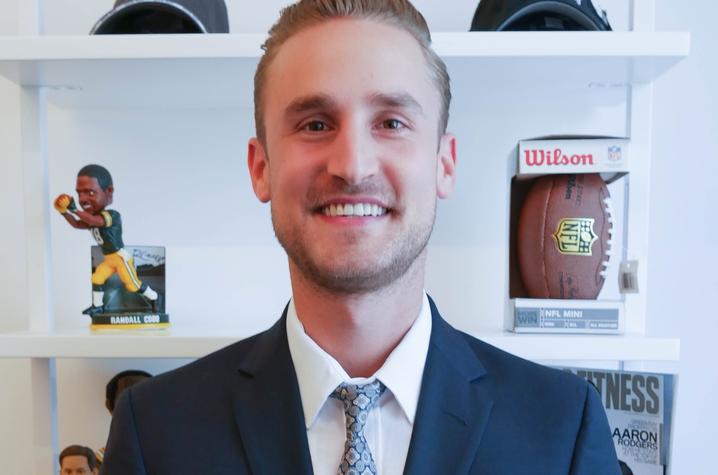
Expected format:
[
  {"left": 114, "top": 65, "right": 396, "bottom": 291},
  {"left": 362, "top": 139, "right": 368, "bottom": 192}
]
[
  {"left": 76, "top": 164, "right": 114, "bottom": 214},
  {"left": 59, "top": 445, "right": 98, "bottom": 475}
]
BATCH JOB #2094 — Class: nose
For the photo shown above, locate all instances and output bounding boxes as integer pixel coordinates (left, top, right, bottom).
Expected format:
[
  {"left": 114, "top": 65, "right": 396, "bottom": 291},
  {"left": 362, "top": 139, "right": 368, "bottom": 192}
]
[{"left": 326, "top": 121, "right": 378, "bottom": 185}]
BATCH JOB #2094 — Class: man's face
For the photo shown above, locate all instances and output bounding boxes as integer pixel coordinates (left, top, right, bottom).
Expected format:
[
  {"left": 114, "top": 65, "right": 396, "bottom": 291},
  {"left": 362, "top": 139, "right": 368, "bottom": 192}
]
[
  {"left": 60, "top": 455, "right": 96, "bottom": 475},
  {"left": 76, "top": 175, "right": 112, "bottom": 214},
  {"left": 249, "top": 18, "right": 456, "bottom": 293}
]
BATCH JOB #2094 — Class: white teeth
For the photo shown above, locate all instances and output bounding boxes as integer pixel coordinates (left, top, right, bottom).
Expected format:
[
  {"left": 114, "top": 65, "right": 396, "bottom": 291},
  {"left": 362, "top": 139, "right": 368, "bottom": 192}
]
[{"left": 322, "top": 203, "right": 387, "bottom": 217}]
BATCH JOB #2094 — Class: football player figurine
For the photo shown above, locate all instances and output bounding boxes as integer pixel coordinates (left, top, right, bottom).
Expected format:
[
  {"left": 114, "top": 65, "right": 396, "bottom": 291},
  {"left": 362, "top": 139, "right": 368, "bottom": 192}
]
[{"left": 54, "top": 164, "right": 160, "bottom": 316}]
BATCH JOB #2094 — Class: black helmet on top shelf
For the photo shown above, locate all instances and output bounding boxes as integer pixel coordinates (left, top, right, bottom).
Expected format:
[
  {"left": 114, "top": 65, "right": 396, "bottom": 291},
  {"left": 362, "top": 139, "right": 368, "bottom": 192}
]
[
  {"left": 91, "top": 0, "right": 229, "bottom": 34},
  {"left": 470, "top": 0, "right": 612, "bottom": 31}
]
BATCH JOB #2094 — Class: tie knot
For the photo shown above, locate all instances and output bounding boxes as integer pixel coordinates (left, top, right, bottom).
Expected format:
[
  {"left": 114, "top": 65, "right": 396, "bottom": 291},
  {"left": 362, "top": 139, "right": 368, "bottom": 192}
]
[{"left": 331, "top": 380, "right": 385, "bottom": 413}]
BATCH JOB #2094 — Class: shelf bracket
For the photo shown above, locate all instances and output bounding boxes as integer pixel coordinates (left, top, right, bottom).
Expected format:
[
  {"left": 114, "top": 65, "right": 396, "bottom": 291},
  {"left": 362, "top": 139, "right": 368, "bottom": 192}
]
[
  {"left": 630, "top": 0, "right": 656, "bottom": 33},
  {"left": 21, "top": 83, "right": 59, "bottom": 474},
  {"left": 21, "top": 85, "right": 54, "bottom": 332},
  {"left": 624, "top": 0, "right": 655, "bottom": 336},
  {"left": 18, "top": 0, "right": 43, "bottom": 36},
  {"left": 30, "top": 358, "right": 59, "bottom": 474}
]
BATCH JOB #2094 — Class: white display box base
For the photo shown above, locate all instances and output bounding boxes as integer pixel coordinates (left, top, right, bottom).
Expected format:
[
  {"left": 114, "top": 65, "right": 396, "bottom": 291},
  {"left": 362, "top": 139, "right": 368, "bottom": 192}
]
[{"left": 511, "top": 298, "right": 624, "bottom": 334}]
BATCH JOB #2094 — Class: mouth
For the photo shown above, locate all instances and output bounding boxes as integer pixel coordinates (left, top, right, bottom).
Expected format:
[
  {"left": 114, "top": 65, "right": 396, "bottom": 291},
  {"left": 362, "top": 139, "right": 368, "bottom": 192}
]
[
  {"left": 81, "top": 202, "right": 92, "bottom": 211},
  {"left": 319, "top": 202, "right": 389, "bottom": 217}
]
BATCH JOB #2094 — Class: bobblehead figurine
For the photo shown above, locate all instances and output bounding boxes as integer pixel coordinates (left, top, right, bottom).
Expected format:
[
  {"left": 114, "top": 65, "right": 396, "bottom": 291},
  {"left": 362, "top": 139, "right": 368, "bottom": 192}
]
[{"left": 54, "top": 164, "right": 169, "bottom": 330}]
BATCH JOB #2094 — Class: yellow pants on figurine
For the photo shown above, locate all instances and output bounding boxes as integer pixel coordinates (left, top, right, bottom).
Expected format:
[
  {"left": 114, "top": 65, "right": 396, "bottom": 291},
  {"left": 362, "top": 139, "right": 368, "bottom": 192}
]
[{"left": 91, "top": 249, "right": 142, "bottom": 293}]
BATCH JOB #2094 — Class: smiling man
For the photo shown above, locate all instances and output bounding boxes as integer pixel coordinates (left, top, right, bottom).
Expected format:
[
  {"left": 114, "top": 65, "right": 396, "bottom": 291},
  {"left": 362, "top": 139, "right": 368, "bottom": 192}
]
[{"left": 101, "top": 1, "right": 619, "bottom": 474}]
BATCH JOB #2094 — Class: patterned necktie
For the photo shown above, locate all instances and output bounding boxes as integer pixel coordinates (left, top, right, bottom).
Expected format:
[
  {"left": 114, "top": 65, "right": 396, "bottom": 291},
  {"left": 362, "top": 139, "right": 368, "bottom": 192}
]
[{"left": 331, "top": 380, "right": 386, "bottom": 475}]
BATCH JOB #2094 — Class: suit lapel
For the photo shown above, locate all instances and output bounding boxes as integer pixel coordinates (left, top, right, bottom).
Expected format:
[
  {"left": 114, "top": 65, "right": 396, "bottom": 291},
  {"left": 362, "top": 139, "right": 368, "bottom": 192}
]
[
  {"left": 403, "top": 298, "right": 494, "bottom": 475},
  {"left": 231, "top": 312, "right": 314, "bottom": 475}
]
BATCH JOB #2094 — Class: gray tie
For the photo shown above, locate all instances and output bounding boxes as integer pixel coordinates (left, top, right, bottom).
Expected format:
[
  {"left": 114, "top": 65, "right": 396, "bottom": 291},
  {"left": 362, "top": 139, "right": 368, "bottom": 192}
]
[{"left": 331, "top": 380, "right": 386, "bottom": 475}]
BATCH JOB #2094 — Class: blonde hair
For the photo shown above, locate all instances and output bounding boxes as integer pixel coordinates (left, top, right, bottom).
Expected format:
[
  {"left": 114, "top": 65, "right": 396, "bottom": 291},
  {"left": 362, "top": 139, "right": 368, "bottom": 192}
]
[{"left": 253, "top": 0, "right": 451, "bottom": 144}]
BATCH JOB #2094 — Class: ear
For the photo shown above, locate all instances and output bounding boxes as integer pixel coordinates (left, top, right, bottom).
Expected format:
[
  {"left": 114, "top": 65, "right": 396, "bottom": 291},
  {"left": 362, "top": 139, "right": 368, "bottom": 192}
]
[
  {"left": 247, "top": 138, "right": 271, "bottom": 203},
  {"left": 436, "top": 132, "right": 457, "bottom": 199},
  {"left": 106, "top": 185, "right": 115, "bottom": 204}
]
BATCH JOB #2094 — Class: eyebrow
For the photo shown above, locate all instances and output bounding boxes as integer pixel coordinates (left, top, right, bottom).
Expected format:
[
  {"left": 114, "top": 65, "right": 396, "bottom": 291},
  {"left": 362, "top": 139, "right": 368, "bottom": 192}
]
[
  {"left": 285, "top": 94, "right": 337, "bottom": 117},
  {"left": 368, "top": 92, "right": 424, "bottom": 116},
  {"left": 283, "top": 92, "right": 424, "bottom": 117}
]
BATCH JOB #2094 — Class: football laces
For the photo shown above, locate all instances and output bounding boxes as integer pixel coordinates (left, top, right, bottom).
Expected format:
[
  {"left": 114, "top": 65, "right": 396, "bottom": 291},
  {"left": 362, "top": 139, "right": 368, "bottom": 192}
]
[{"left": 600, "top": 196, "right": 614, "bottom": 279}]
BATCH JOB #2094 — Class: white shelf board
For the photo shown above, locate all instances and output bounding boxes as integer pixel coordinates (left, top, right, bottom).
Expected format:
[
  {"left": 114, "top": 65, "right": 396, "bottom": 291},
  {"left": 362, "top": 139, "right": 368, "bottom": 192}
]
[
  {"left": 0, "top": 327, "right": 243, "bottom": 358},
  {"left": 0, "top": 32, "right": 689, "bottom": 109},
  {"left": 0, "top": 328, "right": 679, "bottom": 361}
]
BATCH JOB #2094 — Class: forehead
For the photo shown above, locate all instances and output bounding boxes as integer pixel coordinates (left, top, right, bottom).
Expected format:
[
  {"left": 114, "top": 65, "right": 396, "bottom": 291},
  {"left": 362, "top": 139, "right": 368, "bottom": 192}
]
[
  {"left": 76, "top": 175, "right": 102, "bottom": 189},
  {"left": 61, "top": 454, "right": 90, "bottom": 469},
  {"left": 264, "top": 18, "right": 437, "bottom": 114}
]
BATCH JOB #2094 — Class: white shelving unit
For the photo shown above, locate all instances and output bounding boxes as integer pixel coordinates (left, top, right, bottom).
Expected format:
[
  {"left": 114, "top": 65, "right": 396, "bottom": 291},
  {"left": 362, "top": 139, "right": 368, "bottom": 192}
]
[
  {"left": 0, "top": 30, "right": 689, "bottom": 357},
  {"left": 0, "top": 3, "right": 689, "bottom": 472},
  {"left": 0, "top": 32, "right": 688, "bottom": 108}
]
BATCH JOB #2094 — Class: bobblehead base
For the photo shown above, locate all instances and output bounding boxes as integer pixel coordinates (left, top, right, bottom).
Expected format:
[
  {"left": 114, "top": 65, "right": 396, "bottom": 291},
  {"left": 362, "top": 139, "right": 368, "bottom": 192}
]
[
  {"left": 88, "top": 245, "right": 170, "bottom": 332},
  {"left": 90, "top": 312, "right": 170, "bottom": 332}
]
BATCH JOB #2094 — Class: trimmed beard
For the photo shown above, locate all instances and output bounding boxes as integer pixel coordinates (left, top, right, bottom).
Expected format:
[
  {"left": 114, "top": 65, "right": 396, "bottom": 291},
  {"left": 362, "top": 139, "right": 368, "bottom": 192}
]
[{"left": 271, "top": 203, "right": 435, "bottom": 295}]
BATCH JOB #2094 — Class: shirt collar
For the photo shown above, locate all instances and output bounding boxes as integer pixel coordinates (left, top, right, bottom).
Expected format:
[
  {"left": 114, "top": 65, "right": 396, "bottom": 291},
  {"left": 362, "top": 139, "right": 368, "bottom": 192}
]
[{"left": 286, "top": 293, "right": 432, "bottom": 428}]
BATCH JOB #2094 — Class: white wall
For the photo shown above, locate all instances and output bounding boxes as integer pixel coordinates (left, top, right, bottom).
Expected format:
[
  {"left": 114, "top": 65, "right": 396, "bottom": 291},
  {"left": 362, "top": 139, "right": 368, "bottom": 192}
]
[
  {"left": 648, "top": 1, "right": 718, "bottom": 472},
  {"left": 0, "top": 1, "right": 715, "bottom": 474}
]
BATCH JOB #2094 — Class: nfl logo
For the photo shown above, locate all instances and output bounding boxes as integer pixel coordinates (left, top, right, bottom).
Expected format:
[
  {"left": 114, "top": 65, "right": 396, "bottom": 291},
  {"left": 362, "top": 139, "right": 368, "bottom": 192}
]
[
  {"left": 552, "top": 218, "right": 598, "bottom": 256},
  {"left": 607, "top": 146, "right": 622, "bottom": 162}
]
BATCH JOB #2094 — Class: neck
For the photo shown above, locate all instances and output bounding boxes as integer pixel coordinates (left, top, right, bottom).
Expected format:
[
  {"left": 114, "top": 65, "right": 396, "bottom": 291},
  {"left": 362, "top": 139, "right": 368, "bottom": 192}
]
[{"left": 290, "top": 252, "right": 427, "bottom": 378}]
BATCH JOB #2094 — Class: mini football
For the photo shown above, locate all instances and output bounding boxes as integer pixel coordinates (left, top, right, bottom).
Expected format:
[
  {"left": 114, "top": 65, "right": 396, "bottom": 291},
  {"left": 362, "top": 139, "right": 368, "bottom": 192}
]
[{"left": 517, "top": 173, "right": 613, "bottom": 299}]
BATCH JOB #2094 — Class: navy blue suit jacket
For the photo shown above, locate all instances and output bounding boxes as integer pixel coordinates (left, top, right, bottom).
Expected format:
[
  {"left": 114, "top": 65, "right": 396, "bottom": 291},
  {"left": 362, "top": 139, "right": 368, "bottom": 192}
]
[{"left": 101, "top": 298, "right": 620, "bottom": 474}]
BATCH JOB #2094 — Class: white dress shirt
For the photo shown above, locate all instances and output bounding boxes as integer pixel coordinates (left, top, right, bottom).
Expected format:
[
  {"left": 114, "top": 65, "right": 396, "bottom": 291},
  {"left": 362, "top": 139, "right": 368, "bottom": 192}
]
[{"left": 286, "top": 293, "right": 432, "bottom": 475}]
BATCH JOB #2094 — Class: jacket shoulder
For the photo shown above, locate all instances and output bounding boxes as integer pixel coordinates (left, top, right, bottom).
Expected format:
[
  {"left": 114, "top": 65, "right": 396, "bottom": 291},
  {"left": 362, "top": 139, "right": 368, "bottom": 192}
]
[
  {"left": 457, "top": 328, "right": 591, "bottom": 402},
  {"left": 129, "top": 325, "right": 277, "bottom": 404}
]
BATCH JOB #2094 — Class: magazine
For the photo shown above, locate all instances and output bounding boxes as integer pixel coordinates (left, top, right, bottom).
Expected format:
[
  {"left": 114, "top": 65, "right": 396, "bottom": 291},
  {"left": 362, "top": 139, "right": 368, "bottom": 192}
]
[{"left": 559, "top": 367, "right": 675, "bottom": 475}]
